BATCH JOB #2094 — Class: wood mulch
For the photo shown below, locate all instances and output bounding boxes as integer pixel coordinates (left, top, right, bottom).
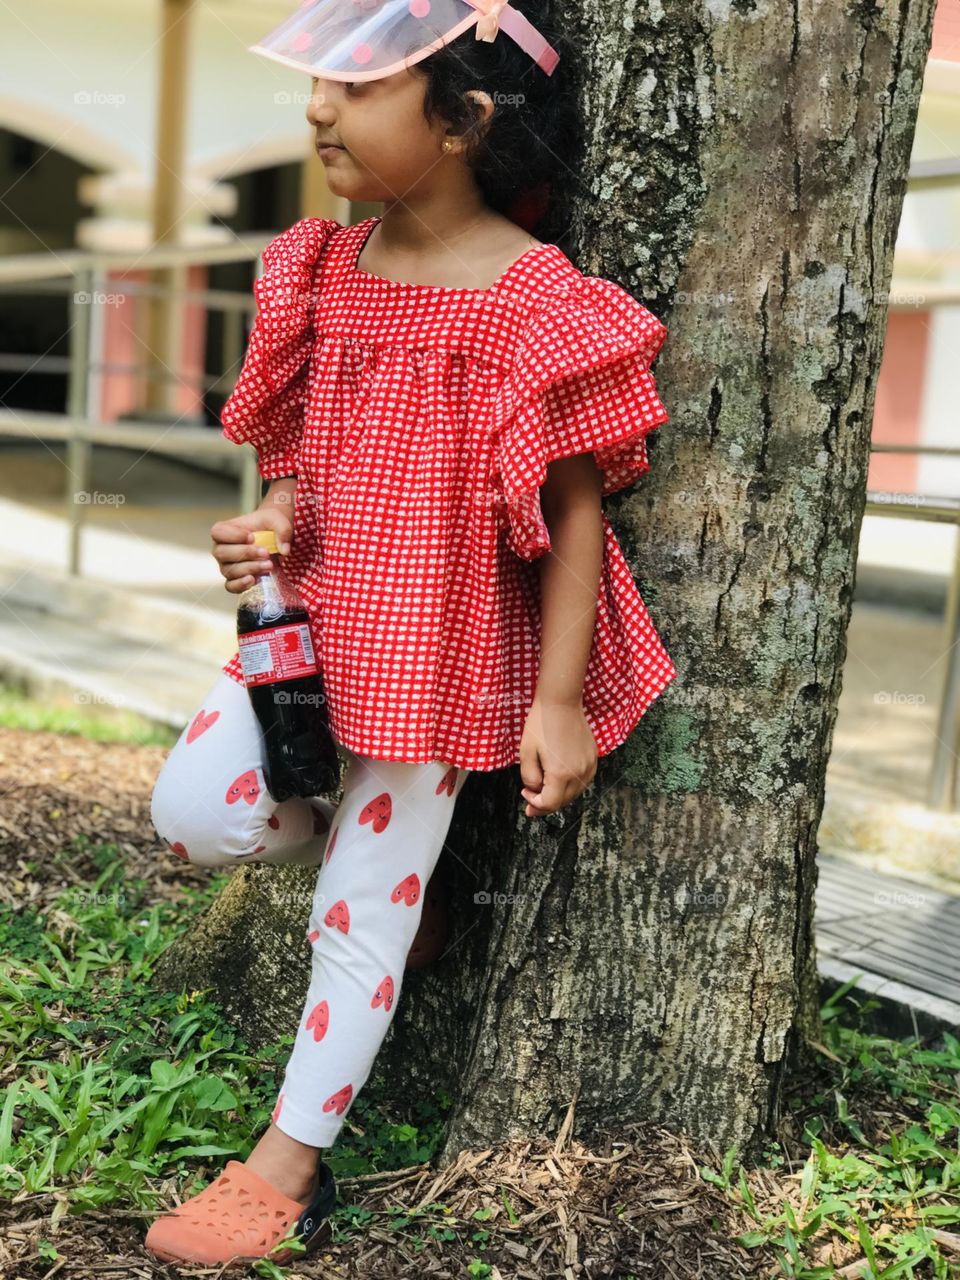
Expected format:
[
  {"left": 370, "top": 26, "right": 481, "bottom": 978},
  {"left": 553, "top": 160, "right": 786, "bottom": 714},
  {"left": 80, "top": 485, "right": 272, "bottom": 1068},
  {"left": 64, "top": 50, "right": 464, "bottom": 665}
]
[
  {"left": 0, "top": 723, "right": 176, "bottom": 875},
  {"left": 2, "top": 1125, "right": 786, "bottom": 1278},
  {"left": 0, "top": 724, "right": 865, "bottom": 1277}
]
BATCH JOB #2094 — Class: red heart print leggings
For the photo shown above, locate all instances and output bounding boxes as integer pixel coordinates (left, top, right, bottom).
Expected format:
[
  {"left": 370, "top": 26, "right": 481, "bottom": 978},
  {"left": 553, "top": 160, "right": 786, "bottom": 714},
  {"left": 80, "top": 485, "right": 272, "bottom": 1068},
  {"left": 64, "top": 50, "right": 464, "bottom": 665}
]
[{"left": 149, "top": 668, "right": 471, "bottom": 1148}]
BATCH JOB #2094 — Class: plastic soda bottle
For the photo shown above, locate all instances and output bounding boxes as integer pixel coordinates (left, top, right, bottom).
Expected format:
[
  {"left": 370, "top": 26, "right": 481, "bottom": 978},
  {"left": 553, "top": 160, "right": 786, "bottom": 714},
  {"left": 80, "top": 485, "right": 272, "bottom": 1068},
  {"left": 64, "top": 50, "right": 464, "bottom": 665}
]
[{"left": 236, "top": 530, "right": 340, "bottom": 800}]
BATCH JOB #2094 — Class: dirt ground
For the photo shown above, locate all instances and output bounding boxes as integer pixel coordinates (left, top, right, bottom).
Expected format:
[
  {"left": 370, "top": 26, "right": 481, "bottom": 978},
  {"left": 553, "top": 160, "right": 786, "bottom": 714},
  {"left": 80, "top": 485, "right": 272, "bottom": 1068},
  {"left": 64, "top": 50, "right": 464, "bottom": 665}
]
[{"left": 0, "top": 724, "right": 863, "bottom": 1278}]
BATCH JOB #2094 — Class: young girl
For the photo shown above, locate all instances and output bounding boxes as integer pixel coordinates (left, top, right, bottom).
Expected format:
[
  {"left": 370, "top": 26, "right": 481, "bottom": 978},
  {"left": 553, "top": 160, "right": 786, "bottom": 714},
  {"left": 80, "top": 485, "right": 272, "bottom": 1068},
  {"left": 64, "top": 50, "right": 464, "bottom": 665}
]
[{"left": 145, "top": 0, "right": 676, "bottom": 1267}]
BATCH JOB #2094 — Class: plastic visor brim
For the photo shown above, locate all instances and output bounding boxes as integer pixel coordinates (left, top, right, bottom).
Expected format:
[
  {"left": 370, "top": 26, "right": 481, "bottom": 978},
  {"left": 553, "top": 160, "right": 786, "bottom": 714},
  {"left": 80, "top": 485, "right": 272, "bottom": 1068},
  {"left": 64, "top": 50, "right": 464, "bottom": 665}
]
[{"left": 247, "top": 12, "right": 481, "bottom": 84}]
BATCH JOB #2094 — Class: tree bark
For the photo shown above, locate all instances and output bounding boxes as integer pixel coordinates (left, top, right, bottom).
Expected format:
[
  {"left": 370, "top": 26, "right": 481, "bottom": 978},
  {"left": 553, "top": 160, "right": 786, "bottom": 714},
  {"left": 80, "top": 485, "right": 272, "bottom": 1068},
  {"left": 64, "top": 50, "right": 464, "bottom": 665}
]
[{"left": 153, "top": 0, "right": 937, "bottom": 1166}]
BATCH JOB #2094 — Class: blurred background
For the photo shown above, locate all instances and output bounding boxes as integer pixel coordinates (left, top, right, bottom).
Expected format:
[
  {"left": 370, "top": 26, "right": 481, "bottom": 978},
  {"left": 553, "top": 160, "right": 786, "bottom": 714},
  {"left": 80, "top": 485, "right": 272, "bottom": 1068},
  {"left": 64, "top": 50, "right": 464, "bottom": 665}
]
[{"left": 0, "top": 1, "right": 958, "bottom": 1023}]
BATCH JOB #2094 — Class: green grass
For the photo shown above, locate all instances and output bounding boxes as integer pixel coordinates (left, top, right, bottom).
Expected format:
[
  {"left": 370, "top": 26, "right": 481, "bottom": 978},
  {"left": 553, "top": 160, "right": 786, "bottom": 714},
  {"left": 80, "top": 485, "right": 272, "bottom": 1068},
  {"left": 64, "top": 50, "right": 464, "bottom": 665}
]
[
  {"left": 0, "top": 835, "right": 474, "bottom": 1277},
  {"left": 0, "top": 679, "right": 179, "bottom": 746},
  {"left": 702, "top": 979, "right": 960, "bottom": 1278},
  {"left": 1, "top": 834, "right": 958, "bottom": 1278}
]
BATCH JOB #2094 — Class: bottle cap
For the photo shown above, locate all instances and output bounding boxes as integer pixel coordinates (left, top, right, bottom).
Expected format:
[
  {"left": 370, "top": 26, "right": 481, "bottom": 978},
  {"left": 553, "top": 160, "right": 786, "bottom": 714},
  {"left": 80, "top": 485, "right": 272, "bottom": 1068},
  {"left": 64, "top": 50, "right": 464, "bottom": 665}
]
[{"left": 252, "top": 530, "right": 280, "bottom": 553}]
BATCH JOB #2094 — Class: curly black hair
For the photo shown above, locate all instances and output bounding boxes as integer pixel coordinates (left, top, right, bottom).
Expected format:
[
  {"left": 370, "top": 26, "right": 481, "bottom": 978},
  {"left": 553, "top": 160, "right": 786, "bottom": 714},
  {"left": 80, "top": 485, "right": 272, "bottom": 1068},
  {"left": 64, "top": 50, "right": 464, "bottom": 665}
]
[{"left": 409, "top": 2, "right": 582, "bottom": 249}]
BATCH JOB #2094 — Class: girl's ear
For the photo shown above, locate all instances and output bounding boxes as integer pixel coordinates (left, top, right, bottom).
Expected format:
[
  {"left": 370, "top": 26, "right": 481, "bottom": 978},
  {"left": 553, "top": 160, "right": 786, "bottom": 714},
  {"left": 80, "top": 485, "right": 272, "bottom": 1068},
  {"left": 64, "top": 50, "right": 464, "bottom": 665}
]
[
  {"left": 447, "top": 89, "right": 495, "bottom": 163},
  {"left": 463, "top": 88, "right": 496, "bottom": 135}
]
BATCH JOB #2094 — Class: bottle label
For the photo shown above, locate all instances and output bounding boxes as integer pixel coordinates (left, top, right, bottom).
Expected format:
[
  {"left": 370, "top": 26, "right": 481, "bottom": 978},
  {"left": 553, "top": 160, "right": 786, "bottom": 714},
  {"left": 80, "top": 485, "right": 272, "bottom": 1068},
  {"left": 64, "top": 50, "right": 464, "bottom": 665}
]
[{"left": 239, "top": 622, "right": 318, "bottom": 687}]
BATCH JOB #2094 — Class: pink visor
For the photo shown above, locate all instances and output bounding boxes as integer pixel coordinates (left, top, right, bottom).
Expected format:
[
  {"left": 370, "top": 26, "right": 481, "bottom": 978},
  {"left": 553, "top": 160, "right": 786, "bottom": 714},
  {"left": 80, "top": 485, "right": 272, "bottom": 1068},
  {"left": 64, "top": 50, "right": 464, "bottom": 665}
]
[{"left": 249, "top": 0, "right": 560, "bottom": 82}]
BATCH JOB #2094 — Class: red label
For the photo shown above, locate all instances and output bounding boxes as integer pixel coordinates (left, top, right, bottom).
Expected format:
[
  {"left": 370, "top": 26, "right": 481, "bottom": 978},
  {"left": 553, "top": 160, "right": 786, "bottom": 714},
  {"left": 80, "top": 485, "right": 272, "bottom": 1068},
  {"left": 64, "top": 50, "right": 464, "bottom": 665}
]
[{"left": 238, "top": 621, "right": 318, "bottom": 687}]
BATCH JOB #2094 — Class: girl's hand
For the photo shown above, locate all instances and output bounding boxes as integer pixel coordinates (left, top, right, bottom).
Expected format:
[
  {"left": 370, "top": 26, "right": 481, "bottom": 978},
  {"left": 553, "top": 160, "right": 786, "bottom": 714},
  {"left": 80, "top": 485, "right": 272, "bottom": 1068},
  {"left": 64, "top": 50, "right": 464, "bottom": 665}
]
[
  {"left": 209, "top": 507, "right": 294, "bottom": 594},
  {"left": 518, "top": 696, "right": 598, "bottom": 817}
]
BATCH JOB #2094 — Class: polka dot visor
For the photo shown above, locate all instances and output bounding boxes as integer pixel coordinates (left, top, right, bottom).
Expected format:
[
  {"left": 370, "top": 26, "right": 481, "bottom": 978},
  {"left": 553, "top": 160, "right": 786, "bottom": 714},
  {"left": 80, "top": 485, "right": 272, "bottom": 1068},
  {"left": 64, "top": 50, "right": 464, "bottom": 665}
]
[{"left": 249, "top": 0, "right": 560, "bottom": 83}]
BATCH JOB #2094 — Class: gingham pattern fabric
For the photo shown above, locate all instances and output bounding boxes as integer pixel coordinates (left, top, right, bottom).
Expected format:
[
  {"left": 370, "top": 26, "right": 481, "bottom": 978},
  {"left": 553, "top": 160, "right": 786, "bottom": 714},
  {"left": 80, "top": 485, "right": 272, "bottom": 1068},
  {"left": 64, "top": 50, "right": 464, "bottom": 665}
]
[{"left": 219, "top": 216, "right": 677, "bottom": 771}]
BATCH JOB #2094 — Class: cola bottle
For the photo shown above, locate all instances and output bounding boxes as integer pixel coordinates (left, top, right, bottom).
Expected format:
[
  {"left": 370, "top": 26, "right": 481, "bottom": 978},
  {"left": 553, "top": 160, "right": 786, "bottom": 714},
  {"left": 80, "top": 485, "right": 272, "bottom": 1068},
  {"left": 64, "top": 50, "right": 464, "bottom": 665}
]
[{"left": 236, "top": 530, "right": 340, "bottom": 801}]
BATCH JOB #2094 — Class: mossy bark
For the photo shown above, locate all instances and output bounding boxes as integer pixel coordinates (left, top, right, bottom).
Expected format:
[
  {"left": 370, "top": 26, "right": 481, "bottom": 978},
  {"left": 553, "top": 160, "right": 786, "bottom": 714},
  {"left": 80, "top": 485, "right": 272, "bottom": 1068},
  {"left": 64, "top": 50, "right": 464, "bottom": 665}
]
[
  {"left": 153, "top": 0, "right": 936, "bottom": 1168},
  {"left": 152, "top": 861, "right": 319, "bottom": 1044}
]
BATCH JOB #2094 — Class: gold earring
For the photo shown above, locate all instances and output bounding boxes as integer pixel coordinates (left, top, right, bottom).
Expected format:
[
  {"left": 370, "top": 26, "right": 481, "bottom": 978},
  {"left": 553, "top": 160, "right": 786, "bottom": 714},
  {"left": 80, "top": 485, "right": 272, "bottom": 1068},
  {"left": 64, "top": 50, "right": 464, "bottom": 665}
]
[{"left": 442, "top": 139, "right": 454, "bottom": 152}]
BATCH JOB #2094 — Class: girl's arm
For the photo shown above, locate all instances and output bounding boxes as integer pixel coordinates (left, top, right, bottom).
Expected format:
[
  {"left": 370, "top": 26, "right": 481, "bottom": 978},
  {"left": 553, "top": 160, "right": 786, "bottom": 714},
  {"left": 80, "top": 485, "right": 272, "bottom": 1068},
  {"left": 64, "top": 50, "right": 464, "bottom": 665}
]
[
  {"left": 261, "top": 474, "right": 297, "bottom": 523},
  {"left": 519, "top": 454, "right": 604, "bottom": 818}
]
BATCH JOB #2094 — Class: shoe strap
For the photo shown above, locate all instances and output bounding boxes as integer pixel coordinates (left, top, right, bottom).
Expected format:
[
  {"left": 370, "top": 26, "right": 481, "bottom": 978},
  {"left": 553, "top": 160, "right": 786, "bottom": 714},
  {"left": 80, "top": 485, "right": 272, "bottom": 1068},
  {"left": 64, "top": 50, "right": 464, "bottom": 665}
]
[{"left": 292, "top": 1159, "right": 337, "bottom": 1238}]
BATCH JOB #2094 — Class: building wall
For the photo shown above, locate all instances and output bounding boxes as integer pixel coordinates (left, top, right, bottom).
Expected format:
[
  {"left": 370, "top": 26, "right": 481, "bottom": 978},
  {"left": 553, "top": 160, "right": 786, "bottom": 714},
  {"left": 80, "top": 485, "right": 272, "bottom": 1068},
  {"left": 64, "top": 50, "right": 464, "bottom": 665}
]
[{"left": 0, "top": 0, "right": 958, "bottom": 475}]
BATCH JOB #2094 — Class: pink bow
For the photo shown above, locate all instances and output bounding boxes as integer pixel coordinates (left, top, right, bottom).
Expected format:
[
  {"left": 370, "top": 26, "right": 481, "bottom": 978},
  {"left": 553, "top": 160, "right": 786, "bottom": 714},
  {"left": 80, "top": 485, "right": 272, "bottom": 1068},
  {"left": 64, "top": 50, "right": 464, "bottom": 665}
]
[{"left": 473, "top": 0, "right": 509, "bottom": 43}]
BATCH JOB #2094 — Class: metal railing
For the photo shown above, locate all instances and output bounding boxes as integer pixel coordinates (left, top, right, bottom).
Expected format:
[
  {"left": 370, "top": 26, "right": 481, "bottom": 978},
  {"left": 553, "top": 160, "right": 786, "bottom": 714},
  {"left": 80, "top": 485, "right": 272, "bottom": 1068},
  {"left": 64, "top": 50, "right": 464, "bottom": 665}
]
[
  {"left": 865, "top": 444, "right": 960, "bottom": 812},
  {"left": 0, "top": 239, "right": 272, "bottom": 572},
  {"left": 0, "top": 245, "right": 957, "bottom": 809}
]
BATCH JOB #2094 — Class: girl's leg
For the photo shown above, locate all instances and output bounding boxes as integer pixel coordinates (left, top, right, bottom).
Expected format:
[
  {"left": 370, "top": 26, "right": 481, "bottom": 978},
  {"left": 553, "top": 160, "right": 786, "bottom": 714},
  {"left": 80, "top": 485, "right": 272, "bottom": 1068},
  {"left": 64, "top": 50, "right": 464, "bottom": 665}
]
[
  {"left": 150, "top": 669, "right": 338, "bottom": 869},
  {"left": 253, "top": 751, "right": 470, "bottom": 1177},
  {"left": 145, "top": 719, "right": 472, "bottom": 1261}
]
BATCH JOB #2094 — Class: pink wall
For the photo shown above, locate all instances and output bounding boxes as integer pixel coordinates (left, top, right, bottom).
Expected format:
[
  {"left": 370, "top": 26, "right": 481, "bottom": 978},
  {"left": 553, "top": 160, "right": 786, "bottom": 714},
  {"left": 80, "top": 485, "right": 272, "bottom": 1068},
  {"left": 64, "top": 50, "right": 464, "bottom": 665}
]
[
  {"left": 869, "top": 310, "right": 928, "bottom": 496},
  {"left": 866, "top": 0, "right": 953, "bottom": 498},
  {"left": 96, "top": 263, "right": 208, "bottom": 423},
  {"left": 931, "top": 0, "right": 960, "bottom": 61}
]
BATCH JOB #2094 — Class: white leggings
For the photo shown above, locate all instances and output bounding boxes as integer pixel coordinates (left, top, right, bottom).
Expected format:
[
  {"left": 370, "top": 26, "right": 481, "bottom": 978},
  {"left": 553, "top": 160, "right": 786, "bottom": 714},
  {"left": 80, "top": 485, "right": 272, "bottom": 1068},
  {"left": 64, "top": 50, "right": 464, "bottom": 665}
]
[{"left": 150, "top": 669, "right": 471, "bottom": 1147}]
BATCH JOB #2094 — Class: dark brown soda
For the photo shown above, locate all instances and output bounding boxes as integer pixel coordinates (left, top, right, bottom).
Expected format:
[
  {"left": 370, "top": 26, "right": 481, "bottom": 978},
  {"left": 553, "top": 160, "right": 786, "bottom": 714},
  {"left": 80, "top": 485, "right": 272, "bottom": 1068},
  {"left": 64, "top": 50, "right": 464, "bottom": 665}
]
[{"left": 237, "top": 590, "right": 340, "bottom": 803}]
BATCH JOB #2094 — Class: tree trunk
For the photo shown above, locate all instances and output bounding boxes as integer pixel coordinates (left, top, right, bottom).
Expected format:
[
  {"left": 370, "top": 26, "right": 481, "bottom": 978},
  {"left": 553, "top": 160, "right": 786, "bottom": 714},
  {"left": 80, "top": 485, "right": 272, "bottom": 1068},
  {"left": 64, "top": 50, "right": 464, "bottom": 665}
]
[{"left": 153, "top": 0, "right": 937, "bottom": 1166}]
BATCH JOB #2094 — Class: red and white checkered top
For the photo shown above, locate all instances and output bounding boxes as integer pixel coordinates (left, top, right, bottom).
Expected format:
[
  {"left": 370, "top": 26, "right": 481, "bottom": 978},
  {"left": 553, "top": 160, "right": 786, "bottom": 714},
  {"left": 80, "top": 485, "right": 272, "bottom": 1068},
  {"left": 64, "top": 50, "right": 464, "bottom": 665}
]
[{"left": 219, "top": 216, "right": 677, "bottom": 771}]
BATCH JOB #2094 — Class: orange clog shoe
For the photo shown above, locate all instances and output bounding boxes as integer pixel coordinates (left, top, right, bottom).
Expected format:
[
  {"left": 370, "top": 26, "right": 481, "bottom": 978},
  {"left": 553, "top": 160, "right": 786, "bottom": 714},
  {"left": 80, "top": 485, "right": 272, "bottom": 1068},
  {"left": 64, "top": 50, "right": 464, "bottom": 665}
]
[{"left": 145, "top": 1155, "right": 336, "bottom": 1268}]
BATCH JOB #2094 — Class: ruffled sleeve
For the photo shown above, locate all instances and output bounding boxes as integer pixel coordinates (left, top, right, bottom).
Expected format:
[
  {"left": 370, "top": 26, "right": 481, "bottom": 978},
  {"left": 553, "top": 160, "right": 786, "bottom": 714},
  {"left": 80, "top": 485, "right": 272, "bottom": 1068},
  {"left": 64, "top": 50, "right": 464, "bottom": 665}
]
[
  {"left": 220, "top": 217, "right": 339, "bottom": 481},
  {"left": 489, "top": 276, "right": 670, "bottom": 560}
]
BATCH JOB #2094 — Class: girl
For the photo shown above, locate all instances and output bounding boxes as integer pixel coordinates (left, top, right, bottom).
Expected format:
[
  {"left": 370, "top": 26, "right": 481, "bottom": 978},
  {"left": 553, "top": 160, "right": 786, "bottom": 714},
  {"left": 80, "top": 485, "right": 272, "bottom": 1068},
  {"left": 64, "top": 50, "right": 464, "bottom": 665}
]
[{"left": 145, "top": 0, "right": 676, "bottom": 1267}]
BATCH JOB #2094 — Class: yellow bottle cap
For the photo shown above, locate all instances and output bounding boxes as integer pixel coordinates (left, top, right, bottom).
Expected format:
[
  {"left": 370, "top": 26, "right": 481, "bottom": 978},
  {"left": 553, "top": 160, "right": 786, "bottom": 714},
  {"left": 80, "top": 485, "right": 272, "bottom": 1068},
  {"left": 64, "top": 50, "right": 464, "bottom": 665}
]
[{"left": 252, "top": 530, "right": 279, "bottom": 553}]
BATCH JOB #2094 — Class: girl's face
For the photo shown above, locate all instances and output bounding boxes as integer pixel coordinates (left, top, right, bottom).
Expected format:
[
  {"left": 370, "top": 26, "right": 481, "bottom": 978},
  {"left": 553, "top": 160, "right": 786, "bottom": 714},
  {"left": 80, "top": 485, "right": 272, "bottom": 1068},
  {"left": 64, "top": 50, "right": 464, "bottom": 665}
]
[{"left": 305, "top": 69, "right": 457, "bottom": 203}]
